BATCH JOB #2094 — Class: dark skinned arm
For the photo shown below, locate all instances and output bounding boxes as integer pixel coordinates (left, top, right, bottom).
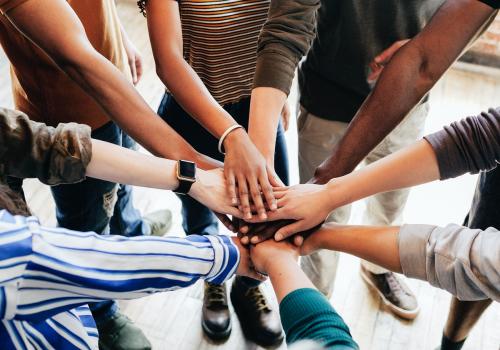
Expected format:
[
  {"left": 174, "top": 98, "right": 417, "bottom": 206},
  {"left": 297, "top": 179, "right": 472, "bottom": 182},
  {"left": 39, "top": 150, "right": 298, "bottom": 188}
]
[
  {"left": 4, "top": 0, "right": 220, "bottom": 169},
  {"left": 311, "top": 0, "right": 496, "bottom": 184}
]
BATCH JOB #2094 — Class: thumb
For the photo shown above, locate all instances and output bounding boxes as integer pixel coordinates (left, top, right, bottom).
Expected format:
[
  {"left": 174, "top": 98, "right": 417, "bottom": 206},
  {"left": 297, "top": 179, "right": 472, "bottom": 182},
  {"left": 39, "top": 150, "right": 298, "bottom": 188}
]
[
  {"left": 274, "top": 221, "right": 305, "bottom": 241},
  {"left": 375, "top": 40, "right": 408, "bottom": 65},
  {"left": 267, "top": 166, "right": 285, "bottom": 187}
]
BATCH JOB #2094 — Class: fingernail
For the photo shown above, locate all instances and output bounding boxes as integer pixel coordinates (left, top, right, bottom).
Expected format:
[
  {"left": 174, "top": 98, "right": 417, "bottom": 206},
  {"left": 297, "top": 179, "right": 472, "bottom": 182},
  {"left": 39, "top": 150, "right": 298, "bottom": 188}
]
[
  {"left": 251, "top": 236, "right": 259, "bottom": 244},
  {"left": 275, "top": 234, "right": 282, "bottom": 241},
  {"left": 246, "top": 213, "right": 252, "bottom": 220},
  {"left": 241, "top": 237, "right": 249, "bottom": 244},
  {"left": 232, "top": 198, "right": 238, "bottom": 205},
  {"left": 260, "top": 213, "right": 267, "bottom": 220},
  {"left": 270, "top": 202, "right": 277, "bottom": 211},
  {"left": 228, "top": 225, "right": 234, "bottom": 231}
]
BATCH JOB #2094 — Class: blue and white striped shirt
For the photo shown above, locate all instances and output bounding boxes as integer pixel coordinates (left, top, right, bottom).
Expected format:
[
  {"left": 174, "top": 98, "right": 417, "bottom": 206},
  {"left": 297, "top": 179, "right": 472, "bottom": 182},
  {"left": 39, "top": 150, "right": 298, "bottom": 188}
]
[{"left": 0, "top": 210, "right": 239, "bottom": 349}]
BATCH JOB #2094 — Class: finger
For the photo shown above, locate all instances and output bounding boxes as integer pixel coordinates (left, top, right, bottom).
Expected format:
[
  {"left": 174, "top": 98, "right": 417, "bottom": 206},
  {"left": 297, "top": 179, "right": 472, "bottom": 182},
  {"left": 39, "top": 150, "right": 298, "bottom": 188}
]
[
  {"left": 293, "top": 235, "right": 304, "bottom": 247},
  {"left": 244, "top": 208, "right": 287, "bottom": 223},
  {"left": 239, "top": 222, "right": 250, "bottom": 234},
  {"left": 267, "top": 166, "right": 285, "bottom": 187},
  {"left": 250, "top": 228, "right": 275, "bottom": 244},
  {"left": 249, "top": 177, "right": 268, "bottom": 220},
  {"left": 274, "top": 221, "right": 305, "bottom": 241},
  {"left": 213, "top": 213, "right": 235, "bottom": 232},
  {"left": 237, "top": 176, "right": 252, "bottom": 219},
  {"left": 225, "top": 170, "right": 238, "bottom": 206},
  {"left": 259, "top": 173, "right": 277, "bottom": 211},
  {"left": 240, "top": 235, "right": 250, "bottom": 245}
]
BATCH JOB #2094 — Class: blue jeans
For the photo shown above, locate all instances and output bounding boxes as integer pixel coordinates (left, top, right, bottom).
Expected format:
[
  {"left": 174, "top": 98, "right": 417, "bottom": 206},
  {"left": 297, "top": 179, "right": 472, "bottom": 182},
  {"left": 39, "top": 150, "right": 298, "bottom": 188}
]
[
  {"left": 158, "top": 94, "right": 289, "bottom": 288},
  {"left": 51, "top": 122, "right": 150, "bottom": 324}
]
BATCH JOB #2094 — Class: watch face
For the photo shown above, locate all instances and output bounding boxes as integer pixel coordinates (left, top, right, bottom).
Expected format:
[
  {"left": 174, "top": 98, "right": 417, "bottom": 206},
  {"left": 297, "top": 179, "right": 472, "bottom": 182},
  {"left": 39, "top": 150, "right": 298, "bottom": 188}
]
[{"left": 178, "top": 160, "right": 196, "bottom": 180}]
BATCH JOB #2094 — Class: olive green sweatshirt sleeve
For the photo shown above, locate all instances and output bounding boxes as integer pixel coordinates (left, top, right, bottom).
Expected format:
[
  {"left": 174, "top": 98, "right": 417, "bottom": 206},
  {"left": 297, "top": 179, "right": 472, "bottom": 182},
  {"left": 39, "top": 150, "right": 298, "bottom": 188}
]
[
  {"left": 280, "top": 288, "right": 359, "bottom": 349},
  {"left": 253, "top": 0, "right": 320, "bottom": 95},
  {"left": 0, "top": 107, "right": 92, "bottom": 186}
]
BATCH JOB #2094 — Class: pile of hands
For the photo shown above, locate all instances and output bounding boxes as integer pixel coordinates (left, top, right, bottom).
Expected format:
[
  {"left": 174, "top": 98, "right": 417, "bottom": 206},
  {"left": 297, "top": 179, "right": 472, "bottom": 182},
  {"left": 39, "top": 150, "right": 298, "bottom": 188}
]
[{"left": 189, "top": 167, "right": 344, "bottom": 280}]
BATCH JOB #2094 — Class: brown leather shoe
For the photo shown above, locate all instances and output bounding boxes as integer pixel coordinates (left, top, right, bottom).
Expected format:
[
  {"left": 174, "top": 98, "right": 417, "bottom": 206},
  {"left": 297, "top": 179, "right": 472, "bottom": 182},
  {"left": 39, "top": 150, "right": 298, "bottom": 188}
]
[
  {"left": 360, "top": 265, "right": 419, "bottom": 320},
  {"left": 230, "top": 277, "right": 284, "bottom": 348},
  {"left": 202, "top": 282, "right": 231, "bottom": 341}
]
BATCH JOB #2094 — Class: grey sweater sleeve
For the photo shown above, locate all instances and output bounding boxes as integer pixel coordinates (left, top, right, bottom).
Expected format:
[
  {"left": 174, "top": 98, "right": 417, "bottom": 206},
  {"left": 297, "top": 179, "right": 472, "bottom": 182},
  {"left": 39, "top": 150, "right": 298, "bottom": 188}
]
[
  {"left": 424, "top": 107, "right": 500, "bottom": 180},
  {"left": 399, "top": 224, "right": 500, "bottom": 302},
  {"left": 253, "top": 0, "right": 320, "bottom": 95}
]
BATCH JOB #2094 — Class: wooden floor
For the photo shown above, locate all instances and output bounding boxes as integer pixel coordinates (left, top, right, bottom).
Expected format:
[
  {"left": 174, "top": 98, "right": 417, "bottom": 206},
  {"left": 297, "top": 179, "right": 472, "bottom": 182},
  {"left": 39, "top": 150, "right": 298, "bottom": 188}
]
[{"left": 1, "top": 1, "right": 499, "bottom": 349}]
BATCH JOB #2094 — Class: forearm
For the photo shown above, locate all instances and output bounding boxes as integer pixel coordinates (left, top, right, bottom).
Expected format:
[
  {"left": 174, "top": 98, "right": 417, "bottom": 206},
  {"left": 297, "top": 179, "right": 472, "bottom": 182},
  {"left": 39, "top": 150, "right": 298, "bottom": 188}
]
[
  {"left": 248, "top": 87, "right": 287, "bottom": 165},
  {"left": 324, "top": 139, "right": 440, "bottom": 209},
  {"left": 156, "top": 58, "right": 236, "bottom": 138},
  {"left": 267, "top": 256, "right": 315, "bottom": 303},
  {"left": 5, "top": 0, "right": 204, "bottom": 163},
  {"left": 312, "top": 0, "right": 496, "bottom": 184},
  {"left": 11, "top": 228, "right": 239, "bottom": 321},
  {"left": 309, "top": 224, "right": 402, "bottom": 273}
]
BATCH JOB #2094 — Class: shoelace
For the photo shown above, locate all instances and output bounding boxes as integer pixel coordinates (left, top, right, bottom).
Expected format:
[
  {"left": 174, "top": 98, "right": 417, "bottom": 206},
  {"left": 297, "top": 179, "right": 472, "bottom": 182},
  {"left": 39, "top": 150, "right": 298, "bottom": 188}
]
[
  {"left": 245, "top": 287, "right": 271, "bottom": 312},
  {"left": 385, "top": 273, "right": 409, "bottom": 296},
  {"left": 206, "top": 284, "right": 227, "bottom": 307}
]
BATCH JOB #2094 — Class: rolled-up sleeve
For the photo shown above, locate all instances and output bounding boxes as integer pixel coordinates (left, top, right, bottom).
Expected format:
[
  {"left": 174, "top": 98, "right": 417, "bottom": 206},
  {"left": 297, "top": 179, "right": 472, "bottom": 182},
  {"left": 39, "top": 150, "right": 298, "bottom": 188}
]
[
  {"left": 399, "top": 223, "right": 500, "bottom": 302},
  {"left": 253, "top": 0, "right": 320, "bottom": 95},
  {"left": 0, "top": 107, "right": 92, "bottom": 185},
  {"left": 424, "top": 107, "right": 500, "bottom": 180}
]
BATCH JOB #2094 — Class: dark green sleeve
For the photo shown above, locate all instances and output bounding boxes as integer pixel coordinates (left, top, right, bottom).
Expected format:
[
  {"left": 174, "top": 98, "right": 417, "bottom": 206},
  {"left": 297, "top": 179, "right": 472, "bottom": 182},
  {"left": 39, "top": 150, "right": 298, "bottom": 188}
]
[
  {"left": 253, "top": 0, "right": 320, "bottom": 95},
  {"left": 279, "top": 288, "right": 359, "bottom": 350}
]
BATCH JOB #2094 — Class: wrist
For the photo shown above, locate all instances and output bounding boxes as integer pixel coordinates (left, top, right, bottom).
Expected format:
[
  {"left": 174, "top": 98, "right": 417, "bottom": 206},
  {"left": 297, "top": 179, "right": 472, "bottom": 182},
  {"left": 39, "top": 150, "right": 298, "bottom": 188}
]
[
  {"left": 222, "top": 127, "right": 247, "bottom": 150},
  {"left": 324, "top": 177, "right": 351, "bottom": 211},
  {"left": 264, "top": 254, "right": 296, "bottom": 276}
]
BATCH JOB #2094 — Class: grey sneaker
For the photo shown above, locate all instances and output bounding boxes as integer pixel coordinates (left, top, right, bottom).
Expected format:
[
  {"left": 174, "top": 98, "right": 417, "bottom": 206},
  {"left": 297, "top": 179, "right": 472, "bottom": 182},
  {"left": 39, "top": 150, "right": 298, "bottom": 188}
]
[
  {"left": 98, "top": 312, "right": 151, "bottom": 350},
  {"left": 143, "top": 209, "right": 173, "bottom": 236}
]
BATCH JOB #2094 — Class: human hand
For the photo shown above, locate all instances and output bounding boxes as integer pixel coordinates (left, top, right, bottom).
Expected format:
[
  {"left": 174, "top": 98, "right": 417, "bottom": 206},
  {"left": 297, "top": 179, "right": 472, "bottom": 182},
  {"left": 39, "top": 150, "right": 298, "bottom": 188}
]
[
  {"left": 189, "top": 168, "right": 242, "bottom": 218},
  {"left": 249, "top": 238, "right": 298, "bottom": 275},
  {"left": 367, "top": 39, "right": 409, "bottom": 83},
  {"left": 231, "top": 236, "right": 267, "bottom": 281},
  {"left": 122, "top": 34, "right": 143, "bottom": 85},
  {"left": 245, "top": 184, "right": 337, "bottom": 242},
  {"left": 239, "top": 220, "right": 294, "bottom": 245},
  {"left": 223, "top": 128, "right": 281, "bottom": 220},
  {"left": 281, "top": 100, "right": 291, "bottom": 131}
]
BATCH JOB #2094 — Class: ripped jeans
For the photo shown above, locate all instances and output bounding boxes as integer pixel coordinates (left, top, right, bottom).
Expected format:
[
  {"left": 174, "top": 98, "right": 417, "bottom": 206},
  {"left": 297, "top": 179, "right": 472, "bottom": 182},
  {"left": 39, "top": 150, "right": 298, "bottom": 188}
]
[{"left": 50, "top": 121, "right": 149, "bottom": 324}]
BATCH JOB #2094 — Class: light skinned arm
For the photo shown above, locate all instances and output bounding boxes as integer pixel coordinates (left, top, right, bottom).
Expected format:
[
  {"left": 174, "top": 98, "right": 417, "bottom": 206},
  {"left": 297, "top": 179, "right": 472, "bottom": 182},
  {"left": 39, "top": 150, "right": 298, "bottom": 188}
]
[
  {"left": 4, "top": 0, "right": 220, "bottom": 169},
  {"left": 145, "top": 0, "right": 277, "bottom": 219},
  {"left": 311, "top": 0, "right": 496, "bottom": 184},
  {"left": 248, "top": 139, "right": 439, "bottom": 239},
  {"left": 87, "top": 139, "right": 242, "bottom": 218}
]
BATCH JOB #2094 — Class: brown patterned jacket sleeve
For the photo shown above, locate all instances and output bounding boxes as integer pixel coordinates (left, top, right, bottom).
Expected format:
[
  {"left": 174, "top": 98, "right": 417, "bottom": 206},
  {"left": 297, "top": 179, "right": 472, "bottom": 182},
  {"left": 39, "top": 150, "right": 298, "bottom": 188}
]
[{"left": 0, "top": 107, "right": 92, "bottom": 185}]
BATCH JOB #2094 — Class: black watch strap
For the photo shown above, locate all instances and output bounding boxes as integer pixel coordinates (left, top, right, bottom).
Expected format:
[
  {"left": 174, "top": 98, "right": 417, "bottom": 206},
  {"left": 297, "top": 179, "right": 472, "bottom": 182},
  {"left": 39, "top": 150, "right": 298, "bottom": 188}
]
[
  {"left": 174, "top": 179, "right": 194, "bottom": 195},
  {"left": 174, "top": 160, "right": 196, "bottom": 195}
]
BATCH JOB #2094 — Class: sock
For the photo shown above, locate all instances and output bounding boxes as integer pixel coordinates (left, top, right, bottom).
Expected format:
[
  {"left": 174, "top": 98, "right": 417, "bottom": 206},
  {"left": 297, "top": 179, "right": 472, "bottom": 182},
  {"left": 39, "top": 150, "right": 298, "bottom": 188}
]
[{"left": 440, "top": 334, "right": 467, "bottom": 350}]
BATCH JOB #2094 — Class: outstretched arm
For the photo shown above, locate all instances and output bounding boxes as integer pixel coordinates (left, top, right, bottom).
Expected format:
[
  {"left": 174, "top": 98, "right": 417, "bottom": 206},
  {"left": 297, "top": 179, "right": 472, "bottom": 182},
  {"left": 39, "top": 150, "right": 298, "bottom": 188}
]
[
  {"left": 145, "top": 0, "right": 278, "bottom": 219},
  {"left": 0, "top": 210, "right": 265, "bottom": 321},
  {"left": 250, "top": 240, "right": 358, "bottom": 349},
  {"left": 248, "top": 106, "right": 500, "bottom": 240},
  {"left": 2, "top": 0, "right": 219, "bottom": 169},
  {"left": 311, "top": 0, "right": 496, "bottom": 184},
  {"left": 301, "top": 223, "right": 500, "bottom": 302}
]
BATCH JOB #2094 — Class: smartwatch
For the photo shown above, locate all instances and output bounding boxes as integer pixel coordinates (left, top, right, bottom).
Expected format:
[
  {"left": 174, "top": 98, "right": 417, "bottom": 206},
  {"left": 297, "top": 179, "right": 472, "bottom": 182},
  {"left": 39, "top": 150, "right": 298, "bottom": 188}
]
[{"left": 174, "top": 160, "right": 196, "bottom": 195}]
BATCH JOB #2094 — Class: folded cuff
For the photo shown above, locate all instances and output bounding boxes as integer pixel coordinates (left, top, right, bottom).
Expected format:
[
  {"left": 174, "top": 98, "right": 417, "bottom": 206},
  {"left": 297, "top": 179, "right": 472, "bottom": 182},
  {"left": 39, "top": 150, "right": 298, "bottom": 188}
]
[
  {"left": 205, "top": 235, "right": 240, "bottom": 284},
  {"left": 253, "top": 45, "right": 298, "bottom": 95},
  {"left": 398, "top": 224, "right": 436, "bottom": 281}
]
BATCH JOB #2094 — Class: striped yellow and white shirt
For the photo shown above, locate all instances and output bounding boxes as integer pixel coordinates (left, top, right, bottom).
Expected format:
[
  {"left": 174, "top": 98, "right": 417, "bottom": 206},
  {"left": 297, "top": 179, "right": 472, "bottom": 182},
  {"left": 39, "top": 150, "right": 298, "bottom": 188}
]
[{"left": 176, "top": 0, "right": 270, "bottom": 105}]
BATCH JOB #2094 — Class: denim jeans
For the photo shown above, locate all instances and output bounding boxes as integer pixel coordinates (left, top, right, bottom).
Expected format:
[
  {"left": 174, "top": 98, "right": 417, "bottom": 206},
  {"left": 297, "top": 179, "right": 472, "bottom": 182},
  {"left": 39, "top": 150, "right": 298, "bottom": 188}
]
[
  {"left": 158, "top": 93, "right": 289, "bottom": 287},
  {"left": 50, "top": 122, "right": 149, "bottom": 324}
]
